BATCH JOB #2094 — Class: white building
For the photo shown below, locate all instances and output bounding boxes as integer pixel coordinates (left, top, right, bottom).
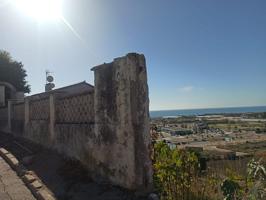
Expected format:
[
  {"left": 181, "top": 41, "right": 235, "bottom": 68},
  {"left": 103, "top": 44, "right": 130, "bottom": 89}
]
[{"left": 0, "top": 82, "right": 24, "bottom": 107}]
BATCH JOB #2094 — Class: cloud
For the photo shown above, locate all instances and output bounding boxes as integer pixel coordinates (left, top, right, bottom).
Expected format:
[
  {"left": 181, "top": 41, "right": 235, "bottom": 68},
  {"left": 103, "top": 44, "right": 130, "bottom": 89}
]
[{"left": 178, "top": 86, "right": 194, "bottom": 92}]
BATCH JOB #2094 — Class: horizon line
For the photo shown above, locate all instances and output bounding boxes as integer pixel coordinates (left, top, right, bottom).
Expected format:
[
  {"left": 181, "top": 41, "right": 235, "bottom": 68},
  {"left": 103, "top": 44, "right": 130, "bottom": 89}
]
[{"left": 150, "top": 105, "right": 266, "bottom": 112}]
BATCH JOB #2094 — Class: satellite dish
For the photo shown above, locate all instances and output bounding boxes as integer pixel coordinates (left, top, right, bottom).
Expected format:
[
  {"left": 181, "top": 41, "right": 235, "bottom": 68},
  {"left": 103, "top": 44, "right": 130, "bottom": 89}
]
[
  {"left": 45, "top": 83, "right": 55, "bottom": 91},
  {"left": 47, "top": 75, "right": 54, "bottom": 83},
  {"left": 50, "top": 83, "right": 55, "bottom": 89}
]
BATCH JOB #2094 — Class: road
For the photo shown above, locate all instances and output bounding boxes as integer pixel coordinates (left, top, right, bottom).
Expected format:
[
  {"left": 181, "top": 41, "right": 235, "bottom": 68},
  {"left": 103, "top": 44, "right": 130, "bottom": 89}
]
[{"left": 0, "top": 157, "right": 36, "bottom": 200}]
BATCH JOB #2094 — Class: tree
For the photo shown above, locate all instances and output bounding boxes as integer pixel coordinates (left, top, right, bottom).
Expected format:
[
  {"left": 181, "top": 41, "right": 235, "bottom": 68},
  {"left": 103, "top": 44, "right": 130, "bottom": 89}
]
[{"left": 0, "top": 50, "right": 30, "bottom": 93}]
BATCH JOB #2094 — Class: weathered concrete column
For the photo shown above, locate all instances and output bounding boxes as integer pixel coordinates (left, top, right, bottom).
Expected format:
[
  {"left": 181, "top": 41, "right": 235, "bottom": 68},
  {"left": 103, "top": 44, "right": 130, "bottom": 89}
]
[
  {"left": 91, "top": 53, "right": 153, "bottom": 192},
  {"left": 24, "top": 98, "right": 30, "bottom": 129},
  {"left": 7, "top": 100, "right": 13, "bottom": 132},
  {"left": 49, "top": 94, "right": 55, "bottom": 142},
  {"left": 0, "top": 86, "right": 5, "bottom": 107}
]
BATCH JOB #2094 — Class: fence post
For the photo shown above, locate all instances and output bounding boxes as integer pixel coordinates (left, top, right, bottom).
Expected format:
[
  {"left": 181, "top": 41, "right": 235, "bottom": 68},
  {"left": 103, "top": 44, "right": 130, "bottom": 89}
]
[
  {"left": 49, "top": 94, "right": 55, "bottom": 142},
  {"left": 24, "top": 98, "right": 30, "bottom": 131},
  {"left": 7, "top": 100, "right": 13, "bottom": 132}
]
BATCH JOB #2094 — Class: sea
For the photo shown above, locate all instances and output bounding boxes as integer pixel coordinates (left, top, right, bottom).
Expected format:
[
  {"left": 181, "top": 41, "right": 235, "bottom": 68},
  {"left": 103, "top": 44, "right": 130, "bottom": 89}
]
[{"left": 150, "top": 106, "right": 266, "bottom": 118}]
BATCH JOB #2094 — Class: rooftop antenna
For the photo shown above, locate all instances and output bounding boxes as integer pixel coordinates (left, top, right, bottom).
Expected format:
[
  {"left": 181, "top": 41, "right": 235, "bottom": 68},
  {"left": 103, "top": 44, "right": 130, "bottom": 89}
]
[{"left": 45, "top": 70, "right": 55, "bottom": 92}]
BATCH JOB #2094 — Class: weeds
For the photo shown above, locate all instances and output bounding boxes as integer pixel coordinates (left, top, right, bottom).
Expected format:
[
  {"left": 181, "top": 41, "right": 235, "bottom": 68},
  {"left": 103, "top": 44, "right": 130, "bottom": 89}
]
[{"left": 153, "top": 141, "right": 266, "bottom": 200}]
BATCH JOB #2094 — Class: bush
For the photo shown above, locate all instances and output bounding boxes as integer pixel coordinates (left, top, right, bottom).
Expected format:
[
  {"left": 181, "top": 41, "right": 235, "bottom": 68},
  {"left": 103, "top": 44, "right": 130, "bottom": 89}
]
[
  {"left": 153, "top": 142, "right": 198, "bottom": 199},
  {"left": 153, "top": 141, "right": 216, "bottom": 200},
  {"left": 152, "top": 141, "right": 266, "bottom": 200}
]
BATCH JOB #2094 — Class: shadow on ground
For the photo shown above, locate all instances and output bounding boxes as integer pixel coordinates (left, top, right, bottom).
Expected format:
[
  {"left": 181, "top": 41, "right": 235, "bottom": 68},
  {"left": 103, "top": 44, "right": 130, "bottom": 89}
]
[{"left": 0, "top": 132, "right": 147, "bottom": 200}]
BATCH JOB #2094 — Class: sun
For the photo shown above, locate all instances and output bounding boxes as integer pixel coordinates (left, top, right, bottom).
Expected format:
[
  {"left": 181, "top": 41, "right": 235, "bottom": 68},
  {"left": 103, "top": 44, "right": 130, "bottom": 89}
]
[
  {"left": 14, "top": 0, "right": 62, "bottom": 21},
  {"left": 11, "top": 0, "right": 82, "bottom": 40}
]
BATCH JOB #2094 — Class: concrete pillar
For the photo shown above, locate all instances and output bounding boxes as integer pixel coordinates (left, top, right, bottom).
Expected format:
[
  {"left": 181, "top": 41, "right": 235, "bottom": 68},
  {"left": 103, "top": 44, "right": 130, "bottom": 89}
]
[
  {"left": 91, "top": 53, "right": 153, "bottom": 192},
  {"left": 49, "top": 94, "right": 55, "bottom": 142},
  {"left": 7, "top": 100, "right": 13, "bottom": 132},
  {"left": 0, "top": 86, "right": 5, "bottom": 107},
  {"left": 24, "top": 98, "right": 30, "bottom": 129}
]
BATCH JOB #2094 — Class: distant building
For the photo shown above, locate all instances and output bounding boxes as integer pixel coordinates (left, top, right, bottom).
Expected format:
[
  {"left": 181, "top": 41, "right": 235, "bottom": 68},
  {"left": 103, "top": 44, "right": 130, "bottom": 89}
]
[
  {"left": 193, "top": 121, "right": 208, "bottom": 133},
  {"left": 29, "top": 81, "right": 94, "bottom": 100},
  {"left": 224, "top": 137, "right": 233, "bottom": 142},
  {"left": 161, "top": 127, "right": 193, "bottom": 136}
]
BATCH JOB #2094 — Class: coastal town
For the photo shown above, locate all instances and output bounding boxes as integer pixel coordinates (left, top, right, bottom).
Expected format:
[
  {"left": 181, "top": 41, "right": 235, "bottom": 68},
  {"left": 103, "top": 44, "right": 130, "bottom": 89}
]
[{"left": 151, "top": 112, "right": 266, "bottom": 159}]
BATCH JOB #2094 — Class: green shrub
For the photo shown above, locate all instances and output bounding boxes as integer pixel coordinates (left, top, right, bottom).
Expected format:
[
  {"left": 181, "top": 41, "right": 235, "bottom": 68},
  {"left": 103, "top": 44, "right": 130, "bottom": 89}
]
[
  {"left": 153, "top": 141, "right": 210, "bottom": 200},
  {"left": 152, "top": 141, "right": 266, "bottom": 200}
]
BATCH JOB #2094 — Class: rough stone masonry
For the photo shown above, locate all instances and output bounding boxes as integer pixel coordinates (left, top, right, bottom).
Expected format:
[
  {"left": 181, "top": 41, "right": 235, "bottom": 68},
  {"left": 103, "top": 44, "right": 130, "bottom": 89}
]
[{"left": 91, "top": 53, "right": 153, "bottom": 192}]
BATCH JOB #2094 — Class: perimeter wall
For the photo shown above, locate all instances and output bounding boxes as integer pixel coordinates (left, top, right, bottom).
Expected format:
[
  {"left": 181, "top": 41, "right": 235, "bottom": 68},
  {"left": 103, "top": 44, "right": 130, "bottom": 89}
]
[{"left": 0, "top": 53, "right": 153, "bottom": 192}]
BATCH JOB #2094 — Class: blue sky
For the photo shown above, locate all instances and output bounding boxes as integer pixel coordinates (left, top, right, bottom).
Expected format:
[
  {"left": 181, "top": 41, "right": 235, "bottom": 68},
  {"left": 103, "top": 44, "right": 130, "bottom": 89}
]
[{"left": 0, "top": 0, "right": 266, "bottom": 110}]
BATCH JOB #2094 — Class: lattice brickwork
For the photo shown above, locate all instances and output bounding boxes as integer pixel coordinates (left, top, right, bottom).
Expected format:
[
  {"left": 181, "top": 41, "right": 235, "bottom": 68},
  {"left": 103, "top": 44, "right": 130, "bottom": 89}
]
[
  {"left": 30, "top": 98, "right": 49, "bottom": 120},
  {"left": 13, "top": 103, "right": 25, "bottom": 120},
  {"left": 56, "top": 92, "right": 94, "bottom": 123}
]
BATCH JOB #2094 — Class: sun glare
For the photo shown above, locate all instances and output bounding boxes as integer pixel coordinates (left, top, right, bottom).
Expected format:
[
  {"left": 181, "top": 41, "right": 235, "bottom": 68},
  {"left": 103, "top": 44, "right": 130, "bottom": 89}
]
[
  {"left": 14, "top": 0, "right": 62, "bottom": 21},
  {"left": 11, "top": 0, "right": 82, "bottom": 40}
]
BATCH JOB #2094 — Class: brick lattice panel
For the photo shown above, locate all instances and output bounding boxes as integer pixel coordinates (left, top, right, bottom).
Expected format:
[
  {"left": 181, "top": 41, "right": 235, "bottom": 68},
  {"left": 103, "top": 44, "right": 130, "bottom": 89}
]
[
  {"left": 56, "top": 93, "right": 94, "bottom": 124},
  {"left": 30, "top": 98, "right": 49, "bottom": 120}
]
